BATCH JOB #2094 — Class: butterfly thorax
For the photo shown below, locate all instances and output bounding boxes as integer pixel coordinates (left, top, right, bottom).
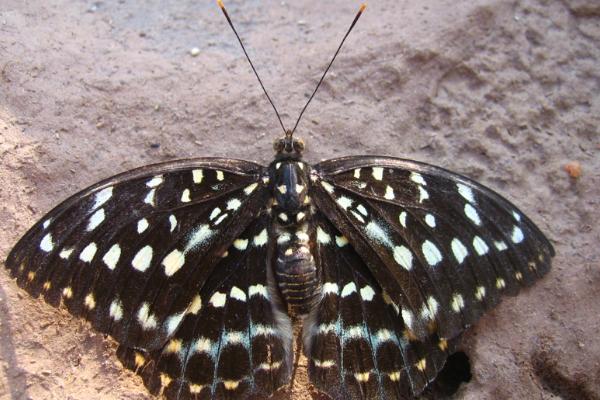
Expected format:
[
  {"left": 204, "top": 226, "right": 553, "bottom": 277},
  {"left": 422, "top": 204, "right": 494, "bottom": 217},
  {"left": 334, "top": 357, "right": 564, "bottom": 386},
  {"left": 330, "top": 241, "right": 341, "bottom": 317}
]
[{"left": 269, "top": 159, "right": 321, "bottom": 315}]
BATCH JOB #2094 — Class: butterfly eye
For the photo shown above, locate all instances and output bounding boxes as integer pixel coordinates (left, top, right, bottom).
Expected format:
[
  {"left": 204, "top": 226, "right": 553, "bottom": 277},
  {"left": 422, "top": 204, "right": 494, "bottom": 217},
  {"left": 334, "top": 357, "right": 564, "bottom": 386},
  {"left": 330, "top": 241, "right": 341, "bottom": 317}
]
[
  {"left": 293, "top": 138, "right": 305, "bottom": 153},
  {"left": 273, "top": 138, "right": 285, "bottom": 152}
]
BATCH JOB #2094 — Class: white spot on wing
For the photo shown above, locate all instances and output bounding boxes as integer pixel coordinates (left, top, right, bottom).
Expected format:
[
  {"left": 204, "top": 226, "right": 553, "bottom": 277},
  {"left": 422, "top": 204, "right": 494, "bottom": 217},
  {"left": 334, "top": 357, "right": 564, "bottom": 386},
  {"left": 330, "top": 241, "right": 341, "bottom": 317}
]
[
  {"left": 384, "top": 185, "right": 395, "bottom": 200},
  {"left": 314, "top": 359, "right": 336, "bottom": 368},
  {"left": 253, "top": 229, "right": 268, "bottom": 247},
  {"left": 146, "top": 176, "right": 163, "bottom": 188},
  {"left": 473, "top": 236, "right": 489, "bottom": 255},
  {"left": 209, "top": 207, "right": 221, "bottom": 220},
  {"left": 323, "top": 282, "right": 339, "bottom": 295},
  {"left": 422, "top": 240, "right": 442, "bottom": 266},
  {"left": 399, "top": 211, "right": 407, "bottom": 228},
  {"left": 42, "top": 219, "right": 52, "bottom": 229},
  {"left": 192, "top": 169, "right": 204, "bottom": 184},
  {"left": 233, "top": 238, "right": 248, "bottom": 250},
  {"left": 226, "top": 198, "right": 242, "bottom": 211},
  {"left": 427, "top": 297, "right": 439, "bottom": 318},
  {"left": 356, "top": 204, "right": 368, "bottom": 216},
  {"left": 79, "top": 242, "right": 97, "bottom": 263},
  {"left": 457, "top": 183, "right": 474, "bottom": 202},
  {"left": 496, "top": 278, "right": 506, "bottom": 289},
  {"left": 87, "top": 208, "right": 106, "bottom": 231},
  {"left": 137, "top": 302, "right": 157, "bottom": 330},
  {"left": 464, "top": 203, "right": 481, "bottom": 225},
  {"left": 335, "top": 235, "right": 348, "bottom": 247},
  {"left": 84, "top": 293, "right": 96, "bottom": 310},
  {"left": 144, "top": 189, "right": 156, "bottom": 206},
  {"left": 137, "top": 218, "right": 149, "bottom": 233},
  {"left": 475, "top": 286, "right": 486, "bottom": 301},
  {"left": 244, "top": 183, "right": 258, "bottom": 195},
  {"left": 249, "top": 284, "right": 269, "bottom": 298},
  {"left": 59, "top": 248, "right": 73, "bottom": 259},
  {"left": 451, "top": 238, "right": 468, "bottom": 264},
  {"left": 209, "top": 292, "right": 226, "bottom": 308},
  {"left": 277, "top": 233, "right": 291, "bottom": 244},
  {"left": 372, "top": 167, "right": 384, "bottom": 181},
  {"left": 316, "top": 227, "right": 331, "bottom": 244},
  {"left": 425, "top": 214, "right": 436, "bottom": 228},
  {"left": 494, "top": 240, "right": 508, "bottom": 251},
  {"left": 230, "top": 287, "right": 247, "bottom": 302},
  {"left": 102, "top": 244, "right": 121, "bottom": 270},
  {"left": 216, "top": 170, "right": 225, "bottom": 181},
  {"left": 165, "top": 312, "right": 185, "bottom": 335},
  {"left": 132, "top": 245, "right": 153, "bottom": 272},
  {"left": 360, "top": 286, "right": 375, "bottom": 301},
  {"left": 410, "top": 172, "right": 426, "bottom": 185},
  {"left": 341, "top": 282, "right": 357, "bottom": 297},
  {"left": 109, "top": 299, "right": 124, "bottom": 321},
  {"left": 511, "top": 226, "right": 524, "bottom": 243},
  {"left": 393, "top": 246, "right": 413, "bottom": 270},
  {"left": 93, "top": 186, "right": 113, "bottom": 209},
  {"left": 162, "top": 249, "right": 185, "bottom": 276},
  {"left": 40, "top": 233, "right": 54, "bottom": 252},
  {"left": 336, "top": 196, "right": 353, "bottom": 210},
  {"left": 169, "top": 215, "right": 177, "bottom": 232},
  {"left": 401, "top": 309, "right": 414, "bottom": 328},
  {"left": 418, "top": 186, "right": 429, "bottom": 203},
  {"left": 320, "top": 181, "right": 334, "bottom": 193},
  {"left": 181, "top": 188, "right": 191, "bottom": 203},
  {"left": 451, "top": 293, "right": 465, "bottom": 313},
  {"left": 353, "top": 168, "right": 361, "bottom": 179},
  {"left": 512, "top": 211, "right": 521, "bottom": 221}
]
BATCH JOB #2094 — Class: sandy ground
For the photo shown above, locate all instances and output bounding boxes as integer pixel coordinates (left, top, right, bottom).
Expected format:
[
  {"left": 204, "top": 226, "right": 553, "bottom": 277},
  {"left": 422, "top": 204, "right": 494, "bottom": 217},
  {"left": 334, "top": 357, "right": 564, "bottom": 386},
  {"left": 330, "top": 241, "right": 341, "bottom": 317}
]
[{"left": 1, "top": 0, "right": 599, "bottom": 399}]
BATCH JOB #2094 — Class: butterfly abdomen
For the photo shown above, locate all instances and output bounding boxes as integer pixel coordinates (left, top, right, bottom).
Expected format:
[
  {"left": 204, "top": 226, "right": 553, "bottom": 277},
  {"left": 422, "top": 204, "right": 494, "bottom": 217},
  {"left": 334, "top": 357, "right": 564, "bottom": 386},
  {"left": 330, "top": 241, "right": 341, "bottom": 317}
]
[{"left": 270, "top": 161, "right": 321, "bottom": 315}]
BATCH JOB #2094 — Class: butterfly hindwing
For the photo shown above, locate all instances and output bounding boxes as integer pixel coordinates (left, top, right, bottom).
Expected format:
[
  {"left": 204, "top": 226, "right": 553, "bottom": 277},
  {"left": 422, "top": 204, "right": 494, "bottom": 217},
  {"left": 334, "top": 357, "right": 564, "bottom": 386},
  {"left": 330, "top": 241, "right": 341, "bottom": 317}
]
[
  {"left": 305, "top": 211, "right": 455, "bottom": 399},
  {"left": 117, "top": 214, "right": 293, "bottom": 399},
  {"left": 312, "top": 156, "right": 554, "bottom": 342},
  {"left": 5, "top": 158, "right": 270, "bottom": 350}
]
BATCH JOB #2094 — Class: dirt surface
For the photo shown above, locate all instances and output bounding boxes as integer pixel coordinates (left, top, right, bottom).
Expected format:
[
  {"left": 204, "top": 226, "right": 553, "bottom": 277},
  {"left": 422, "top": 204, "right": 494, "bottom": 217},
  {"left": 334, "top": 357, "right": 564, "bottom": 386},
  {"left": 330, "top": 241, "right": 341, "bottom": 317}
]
[{"left": 1, "top": 0, "right": 599, "bottom": 399}]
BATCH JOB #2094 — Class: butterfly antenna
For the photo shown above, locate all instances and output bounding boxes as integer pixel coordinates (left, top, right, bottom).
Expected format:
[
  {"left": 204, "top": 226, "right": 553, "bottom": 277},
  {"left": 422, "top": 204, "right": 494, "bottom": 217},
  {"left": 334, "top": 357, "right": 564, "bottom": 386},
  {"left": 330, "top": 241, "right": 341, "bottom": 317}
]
[
  {"left": 290, "top": 3, "right": 367, "bottom": 136},
  {"left": 217, "top": 0, "right": 287, "bottom": 135}
]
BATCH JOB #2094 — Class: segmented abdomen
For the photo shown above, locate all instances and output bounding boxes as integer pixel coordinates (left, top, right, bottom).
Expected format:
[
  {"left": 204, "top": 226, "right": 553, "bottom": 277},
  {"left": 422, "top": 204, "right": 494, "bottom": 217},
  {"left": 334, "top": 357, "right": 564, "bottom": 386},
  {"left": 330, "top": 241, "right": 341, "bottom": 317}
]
[{"left": 273, "top": 225, "right": 321, "bottom": 315}]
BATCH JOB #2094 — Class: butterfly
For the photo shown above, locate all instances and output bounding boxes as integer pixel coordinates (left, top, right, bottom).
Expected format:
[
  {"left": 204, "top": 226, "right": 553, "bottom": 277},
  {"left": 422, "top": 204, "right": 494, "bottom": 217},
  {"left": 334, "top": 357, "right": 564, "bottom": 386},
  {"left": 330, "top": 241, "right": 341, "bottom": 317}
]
[{"left": 4, "top": 2, "right": 554, "bottom": 400}]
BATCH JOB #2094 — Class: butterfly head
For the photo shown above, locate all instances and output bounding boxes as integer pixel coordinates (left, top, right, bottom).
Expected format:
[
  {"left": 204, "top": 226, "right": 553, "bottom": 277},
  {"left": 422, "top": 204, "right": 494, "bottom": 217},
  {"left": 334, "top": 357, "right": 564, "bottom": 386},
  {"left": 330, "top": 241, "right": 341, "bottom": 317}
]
[{"left": 273, "top": 130, "right": 305, "bottom": 160}]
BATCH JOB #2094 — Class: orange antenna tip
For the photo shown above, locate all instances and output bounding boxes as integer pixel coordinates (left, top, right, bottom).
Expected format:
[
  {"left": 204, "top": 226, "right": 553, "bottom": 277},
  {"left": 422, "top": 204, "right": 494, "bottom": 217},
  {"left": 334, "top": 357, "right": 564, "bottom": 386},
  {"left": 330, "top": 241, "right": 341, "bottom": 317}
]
[
  {"left": 217, "top": 0, "right": 225, "bottom": 10},
  {"left": 360, "top": 3, "right": 367, "bottom": 12}
]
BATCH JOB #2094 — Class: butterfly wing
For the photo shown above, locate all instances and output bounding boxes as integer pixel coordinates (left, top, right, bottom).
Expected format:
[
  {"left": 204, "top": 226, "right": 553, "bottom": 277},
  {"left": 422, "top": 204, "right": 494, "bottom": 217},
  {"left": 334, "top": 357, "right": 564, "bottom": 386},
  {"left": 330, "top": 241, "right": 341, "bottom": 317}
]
[
  {"left": 5, "top": 158, "right": 270, "bottom": 351},
  {"left": 305, "top": 211, "right": 463, "bottom": 399},
  {"left": 117, "top": 214, "right": 293, "bottom": 400},
  {"left": 309, "top": 156, "right": 553, "bottom": 366}
]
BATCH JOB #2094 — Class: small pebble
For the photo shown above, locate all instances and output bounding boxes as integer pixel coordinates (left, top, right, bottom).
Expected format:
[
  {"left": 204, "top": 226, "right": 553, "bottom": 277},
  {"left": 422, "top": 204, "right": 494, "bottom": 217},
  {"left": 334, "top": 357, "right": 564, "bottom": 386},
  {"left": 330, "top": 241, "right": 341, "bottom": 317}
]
[
  {"left": 189, "top": 47, "right": 200, "bottom": 57},
  {"left": 564, "top": 161, "right": 582, "bottom": 179}
]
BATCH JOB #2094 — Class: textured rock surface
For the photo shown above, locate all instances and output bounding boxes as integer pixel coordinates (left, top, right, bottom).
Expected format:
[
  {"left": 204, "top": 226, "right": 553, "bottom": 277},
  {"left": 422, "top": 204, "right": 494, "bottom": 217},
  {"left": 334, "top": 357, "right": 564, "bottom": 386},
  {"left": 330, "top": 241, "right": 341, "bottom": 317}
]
[{"left": 0, "top": 0, "right": 599, "bottom": 399}]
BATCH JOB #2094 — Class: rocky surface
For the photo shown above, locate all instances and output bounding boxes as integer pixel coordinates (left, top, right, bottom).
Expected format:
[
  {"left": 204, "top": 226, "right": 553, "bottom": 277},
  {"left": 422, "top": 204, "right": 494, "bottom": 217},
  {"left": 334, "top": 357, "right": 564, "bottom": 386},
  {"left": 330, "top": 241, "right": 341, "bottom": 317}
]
[{"left": 0, "top": 0, "right": 599, "bottom": 399}]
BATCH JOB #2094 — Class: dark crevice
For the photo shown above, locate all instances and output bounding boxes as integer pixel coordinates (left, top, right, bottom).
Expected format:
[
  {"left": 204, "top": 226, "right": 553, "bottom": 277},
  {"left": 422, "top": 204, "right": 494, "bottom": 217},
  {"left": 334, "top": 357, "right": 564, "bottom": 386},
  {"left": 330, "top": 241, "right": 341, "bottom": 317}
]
[{"left": 422, "top": 351, "right": 472, "bottom": 399}]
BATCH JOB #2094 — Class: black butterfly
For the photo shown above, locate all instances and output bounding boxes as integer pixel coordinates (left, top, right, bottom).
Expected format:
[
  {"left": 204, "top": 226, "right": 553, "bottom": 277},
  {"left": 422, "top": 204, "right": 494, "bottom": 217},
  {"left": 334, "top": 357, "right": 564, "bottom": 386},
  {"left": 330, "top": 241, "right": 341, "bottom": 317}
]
[{"left": 5, "top": 2, "right": 554, "bottom": 400}]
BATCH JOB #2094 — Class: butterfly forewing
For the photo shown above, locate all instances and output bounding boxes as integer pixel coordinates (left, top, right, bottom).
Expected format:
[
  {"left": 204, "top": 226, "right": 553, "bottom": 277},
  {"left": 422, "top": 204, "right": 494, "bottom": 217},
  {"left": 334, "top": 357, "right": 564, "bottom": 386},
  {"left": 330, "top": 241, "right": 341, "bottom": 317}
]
[
  {"left": 312, "top": 156, "right": 554, "bottom": 343},
  {"left": 117, "top": 214, "right": 292, "bottom": 399},
  {"left": 5, "top": 158, "right": 269, "bottom": 350}
]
